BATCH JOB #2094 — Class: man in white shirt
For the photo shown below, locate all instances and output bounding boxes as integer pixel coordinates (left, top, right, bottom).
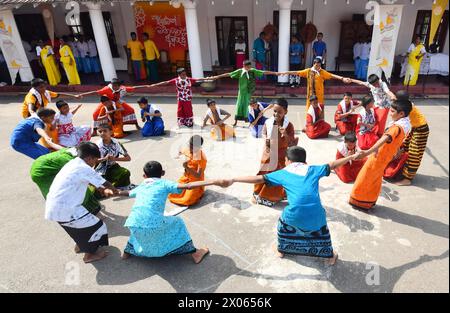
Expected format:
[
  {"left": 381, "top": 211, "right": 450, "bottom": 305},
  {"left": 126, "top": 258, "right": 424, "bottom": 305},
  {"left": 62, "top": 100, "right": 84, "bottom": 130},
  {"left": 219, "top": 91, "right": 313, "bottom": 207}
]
[
  {"left": 358, "top": 38, "right": 371, "bottom": 80},
  {"left": 87, "top": 36, "right": 101, "bottom": 73},
  {"left": 76, "top": 35, "right": 91, "bottom": 73},
  {"left": 68, "top": 35, "right": 81, "bottom": 72},
  {"left": 45, "top": 142, "right": 118, "bottom": 263},
  {"left": 353, "top": 37, "right": 362, "bottom": 78}
]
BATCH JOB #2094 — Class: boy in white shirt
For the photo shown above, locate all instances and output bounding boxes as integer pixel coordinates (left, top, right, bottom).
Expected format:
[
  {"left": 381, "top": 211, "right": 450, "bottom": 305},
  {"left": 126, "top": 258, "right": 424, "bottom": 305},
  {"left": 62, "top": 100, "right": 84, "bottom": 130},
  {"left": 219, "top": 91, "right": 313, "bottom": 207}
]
[{"left": 45, "top": 142, "right": 118, "bottom": 263}]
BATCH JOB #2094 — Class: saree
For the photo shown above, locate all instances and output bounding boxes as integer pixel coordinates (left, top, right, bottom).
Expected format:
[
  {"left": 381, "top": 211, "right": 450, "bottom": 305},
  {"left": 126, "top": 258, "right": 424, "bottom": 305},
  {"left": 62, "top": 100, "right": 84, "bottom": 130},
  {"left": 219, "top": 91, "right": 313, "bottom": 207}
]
[
  {"left": 59, "top": 45, "right": 80, "bottom": 85},
  {"left": 230, "top": 68, "right": 264, "bottom": 121},
  {"left": 97, "top": 103, "right": 125, "bottom": 138},
  {"left": 404, "top": 44, "right": 426, "bottom": 86},
  {"left": 169, "top": 149, "right": 207, "bottom": 206},
  {"left": 254, "top": 118, "right": 298, "bottom": 205},
  {"left": 335, "top": 147, "right": 366, "bottom": 184},
  {"left": 350, "top": 123, "right": 408, "bottom": 210},
  {"left": 40, "top": 46, "right": 61, "bottom": 86},
  {"left": 305, "top": 105, "right": 331, "bottom": 139}
]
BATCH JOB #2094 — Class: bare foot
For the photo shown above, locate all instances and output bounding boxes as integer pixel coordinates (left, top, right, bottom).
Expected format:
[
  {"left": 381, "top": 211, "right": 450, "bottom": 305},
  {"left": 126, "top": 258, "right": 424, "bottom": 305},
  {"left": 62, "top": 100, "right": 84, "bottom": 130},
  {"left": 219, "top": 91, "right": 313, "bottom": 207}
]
[
  {"left": 192, "top": 247, "right": 210, "bottom": 264},
  {"left": 83, "top": 250, "right": 108, "bottom": 263},
  {"left": 272, "top": 244, "right": 284, "bottom": 258},
  {"left": 74, "top": 244, "right": 81, "bottom": 254},
  {"left": 325, "top": 252, "right": 339, "bottom": 266},
  {"left": 121, "top": 251, "right": 131, "bottom": 260},
  {"left": 394, "top": 178, "right": 412, "bottom": 186}
]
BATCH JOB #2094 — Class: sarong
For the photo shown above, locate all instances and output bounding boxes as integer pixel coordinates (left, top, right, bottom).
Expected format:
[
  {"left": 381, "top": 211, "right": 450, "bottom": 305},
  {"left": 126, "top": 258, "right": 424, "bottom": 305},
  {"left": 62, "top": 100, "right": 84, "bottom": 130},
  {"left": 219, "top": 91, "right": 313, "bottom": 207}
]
[
  {"left": 59, "top": 213, "right": 108, "bottom": 254},
  {"left": 277, "top": 219, "right": 334, "bottom": 258},
  {"left": 402, "top": 124, "right": 429, "bottom": 180},
  {"left": 177, "top": 100, "right": 194, "bottom": 127}
]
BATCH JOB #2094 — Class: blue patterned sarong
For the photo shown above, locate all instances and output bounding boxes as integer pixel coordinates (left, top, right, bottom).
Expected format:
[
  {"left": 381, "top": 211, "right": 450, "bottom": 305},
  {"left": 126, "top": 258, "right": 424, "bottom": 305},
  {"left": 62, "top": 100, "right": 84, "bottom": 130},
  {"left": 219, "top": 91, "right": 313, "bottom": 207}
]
[{"left": 277, "top": 219, "right": 334, "bottom": 258}]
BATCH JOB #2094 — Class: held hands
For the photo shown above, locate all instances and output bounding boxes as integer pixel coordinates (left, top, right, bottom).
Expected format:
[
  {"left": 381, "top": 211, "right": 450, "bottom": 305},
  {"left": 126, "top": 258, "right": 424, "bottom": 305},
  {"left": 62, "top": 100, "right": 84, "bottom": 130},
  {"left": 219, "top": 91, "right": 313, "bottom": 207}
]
[{"left": 214, "top": 179, "right": 234, "bottom": 188}]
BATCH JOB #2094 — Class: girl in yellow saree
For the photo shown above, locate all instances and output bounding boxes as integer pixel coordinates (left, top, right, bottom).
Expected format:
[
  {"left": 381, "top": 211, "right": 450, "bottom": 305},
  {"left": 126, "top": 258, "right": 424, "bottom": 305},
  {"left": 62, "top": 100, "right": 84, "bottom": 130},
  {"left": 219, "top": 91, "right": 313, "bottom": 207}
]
[
  {"left": 59, "top": 37, "right": 80, "bottom": 85},
  {"left": 404, "top": 37, "right": 427, "bottom": 86},
  {"left": 39, "top": 41, "right": 61, "bottom": 86}
]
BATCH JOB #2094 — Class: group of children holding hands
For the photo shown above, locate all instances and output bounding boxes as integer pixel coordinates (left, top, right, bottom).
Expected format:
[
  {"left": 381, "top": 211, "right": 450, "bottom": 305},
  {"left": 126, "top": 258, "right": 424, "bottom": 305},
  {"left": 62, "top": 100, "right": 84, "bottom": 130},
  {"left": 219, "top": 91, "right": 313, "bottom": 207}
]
[{"left": 10, "top": 58, "right": 430, "bottom": 267}]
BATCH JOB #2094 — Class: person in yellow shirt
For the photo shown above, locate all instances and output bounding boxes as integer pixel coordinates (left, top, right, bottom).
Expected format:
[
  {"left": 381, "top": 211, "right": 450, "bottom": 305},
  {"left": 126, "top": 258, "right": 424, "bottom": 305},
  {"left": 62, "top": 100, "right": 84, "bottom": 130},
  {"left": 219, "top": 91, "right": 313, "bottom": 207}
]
[
  {"left": 143, "top": 32, "right": 160, "bottom": 82},
  {"left": 127, "top": 32, "right": 145, "bottom": 81},
  {"left": 280, "top": 58, "right": 351, "bottom": 118},
  {"left": 59, "top": 36, "right": 81, "bottom": 85},
  {"left": 21, "top": 78, "right": 79, "bottom": 118}
]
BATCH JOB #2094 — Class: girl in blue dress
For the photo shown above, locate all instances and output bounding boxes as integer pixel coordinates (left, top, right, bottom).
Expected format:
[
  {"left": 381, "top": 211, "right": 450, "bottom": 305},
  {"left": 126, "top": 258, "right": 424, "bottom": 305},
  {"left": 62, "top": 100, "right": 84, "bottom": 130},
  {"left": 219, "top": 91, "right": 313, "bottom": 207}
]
[{"left": 138, "top": 97, "right": 165, "bottom": 137}]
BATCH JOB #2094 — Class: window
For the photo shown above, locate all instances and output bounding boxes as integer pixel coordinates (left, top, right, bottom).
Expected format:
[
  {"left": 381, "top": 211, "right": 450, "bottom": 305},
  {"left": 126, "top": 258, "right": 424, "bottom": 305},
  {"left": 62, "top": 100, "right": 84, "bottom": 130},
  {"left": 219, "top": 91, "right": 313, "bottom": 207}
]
[
  {"left": 273, "top": 11, "right": 307, "bottom": 39},
  {"left": 68, "top": 14, "right": 83, "bottom": 36},
  {"left": 78, "top": 12, "right": 119, "bottom": 58},
  {"left": 412, "top": 10, "right": 448, "bottom": 52}
]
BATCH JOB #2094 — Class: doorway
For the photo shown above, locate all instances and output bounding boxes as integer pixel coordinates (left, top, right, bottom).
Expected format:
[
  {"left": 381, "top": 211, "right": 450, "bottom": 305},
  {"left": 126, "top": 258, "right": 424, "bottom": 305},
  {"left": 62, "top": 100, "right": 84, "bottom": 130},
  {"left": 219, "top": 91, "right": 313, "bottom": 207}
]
[{"left": 215, "top": 16, "right": 249, "bottom": 67}]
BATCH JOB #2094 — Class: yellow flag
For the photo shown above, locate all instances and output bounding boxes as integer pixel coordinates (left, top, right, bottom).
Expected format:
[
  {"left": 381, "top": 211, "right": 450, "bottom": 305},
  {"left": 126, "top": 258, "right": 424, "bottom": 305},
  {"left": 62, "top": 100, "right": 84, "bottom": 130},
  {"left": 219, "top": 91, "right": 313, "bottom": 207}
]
[{"left": 429, "top": 0, "right": 449, "bottom": 46}]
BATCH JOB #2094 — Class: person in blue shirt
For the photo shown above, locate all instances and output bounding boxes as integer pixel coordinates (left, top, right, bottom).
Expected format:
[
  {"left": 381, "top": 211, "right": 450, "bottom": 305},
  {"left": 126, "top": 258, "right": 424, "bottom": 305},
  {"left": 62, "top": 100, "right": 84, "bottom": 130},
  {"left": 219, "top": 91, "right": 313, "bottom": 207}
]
[
  {"left": 247, "top": 98, "right": 274, "bottom": 138},
  {"left": 137, "top": 97, "right": 165, "bottom": 137},
  {"left": 313, "top": 32, "right": 327, "bottom": 69},
  {"left": 289, "top": 35, "right": 304, "bottom": 87},
  {"left": 118, "top": 161, "right": 222, "bottom": 264},
  {"left": 253, "top": 32, "right": 267, "bottom": 71},
  {"left": 10, "top": 107, "right": 63, "bottom": 159},
  {"left": 222, "top": 146, "right": 359, "bottom": 266}
]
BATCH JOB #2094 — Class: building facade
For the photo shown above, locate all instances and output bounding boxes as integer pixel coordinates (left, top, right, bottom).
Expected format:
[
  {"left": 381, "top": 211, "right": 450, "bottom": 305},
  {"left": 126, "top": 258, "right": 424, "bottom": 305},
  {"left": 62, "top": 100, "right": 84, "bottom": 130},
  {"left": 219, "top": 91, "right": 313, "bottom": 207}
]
[{"left": 1, "top": 0, "right": 448, "bottom": 83}]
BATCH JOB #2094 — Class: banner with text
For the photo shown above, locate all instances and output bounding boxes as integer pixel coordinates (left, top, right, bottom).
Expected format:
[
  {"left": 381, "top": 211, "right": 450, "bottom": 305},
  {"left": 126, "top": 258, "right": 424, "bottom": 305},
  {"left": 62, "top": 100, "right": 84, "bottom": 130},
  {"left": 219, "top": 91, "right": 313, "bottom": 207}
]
[
  {"left": 368, "top": 4, "right": 404, "bottom": 82},
  {"left": 134, "top": 2, "right": 187, "bottom": 63}
]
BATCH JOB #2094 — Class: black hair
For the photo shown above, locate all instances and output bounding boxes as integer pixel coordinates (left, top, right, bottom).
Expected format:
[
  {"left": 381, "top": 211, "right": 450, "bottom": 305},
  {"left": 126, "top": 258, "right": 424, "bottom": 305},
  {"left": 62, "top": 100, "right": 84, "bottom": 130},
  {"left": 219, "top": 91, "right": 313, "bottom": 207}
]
[
  {"left": 130, "top": 32, "right": 137, "bottom": 36},
  {"left": 368, "top": 74, "right": 380, "bottom": 84},
  {"left": 189, "top": 135, "right": 204, "bottom": 149},
  {"left": 243, "top": 60, "right": 252, "bottom": 66},
  {"left": 395, "top": 90, "right": 410, "bottom": 101},
  {"left": 143, "top": 32, "right": 149, "bottom": 37},
  {"left": 318, "top": 32, "right": 324, "bottom": 36},
  {"left": 344, "top": 92, "right": 353, "bottom": 97},
  {"left": 361, "top": 94, "right": 374, "bottom": 108},
  {"left": 309, "top": 95, "right": 318, "bottom": 102},
  {"left": 391, "top": 99, "right": 413, "bottom": 117},
  {"left": 249, "top": 98, "right": 258, "bottom": 104},
  {"left": 100, "top": 95, "right": 111, "bottom": 103},
  {"left": 77, "top": 142, "right": 101, "bottom": 159},
  {"left": 138, "top": 97, "right": 148, "bottom": 104},
  {"left": 55, "top": 100, "right": 68, "bottom": 110},
  {"left": 313, "top": 57, "right": 322, "bottom": 65},
  {"left": 61, "top": 35, "right": 69, "bottom": 42},
  {"left": 97, "top": 124, "right": 112, "bottom": 131},
  {"left": 143, "top": 161, "right": 163, "bottom": 178},
  {"left": 36, "top": 107, "right": 56, "bottom": 118},
  {"left": 31, "top": 78, "right": 45, "bottom": 88},
  {"left": 177, "top": 67, "right": 186, "bottom": 75},
  {"left": 286, "top": 146, "right": 307, "bottom": 163},
  {"left": 259, "top": 32, "right": 265, "bottom": 37},
  {"left": 344, "top": 131, "right": 357, "bottom": 143},
  {"left": 206, "top": 98, "right": 216, "bottom": 107},
  {"left": 277, "top": 98, "right": 288, "bottom": 110},
  {"left": 110, "top": 78, "right": 122, "bottom": 85}
]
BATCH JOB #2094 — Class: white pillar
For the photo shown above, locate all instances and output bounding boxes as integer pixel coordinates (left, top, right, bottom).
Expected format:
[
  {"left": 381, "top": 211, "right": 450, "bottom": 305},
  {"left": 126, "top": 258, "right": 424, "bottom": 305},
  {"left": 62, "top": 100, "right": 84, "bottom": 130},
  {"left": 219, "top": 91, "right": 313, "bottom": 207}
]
[
  {"left": 0, "top": 6, "right": 34, "bottom": 83},
  {"left": 277, "top": 0, "right": 293, "bottom": 84},
  {"left": 181, "top": 0, "right": 204, "bottom": 78},
  {"left": 85, "top": 2, "right": 117, "bottom": 82}
]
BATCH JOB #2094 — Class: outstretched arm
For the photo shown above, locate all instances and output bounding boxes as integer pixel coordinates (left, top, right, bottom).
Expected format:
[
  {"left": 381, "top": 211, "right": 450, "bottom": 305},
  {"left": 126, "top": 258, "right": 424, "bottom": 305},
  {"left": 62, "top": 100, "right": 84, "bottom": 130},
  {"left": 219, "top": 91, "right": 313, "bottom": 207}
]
[
  {"left": 148, "top": 80, "right": 171, "bottom": 88},
  {"left": 57, "top": 92, "right": 81, "bottom": 99},
  {"left": 208, "top": 73, "right": 231, "bottom": 80},
  {"left": 36, "top": 128, "right": 64, "bottom": 151},
  {"left": 356, "top": 134, "right": 392, "bottom": 160},
  {"left": 178, "top": 179, "right": 217, "bottom": 190},
  {"left": 231, "top": 175, "right": 265, "bottom": 185},
  {"left": 72, "top": 104, "right": 83, "bottom": 115},
  {"left": 329, "top": 154, "right": 359, "bottom": 170},
  {"left": 78, "top": 90, "right": 100, "bottom": 97},
  {"left": 349, "top": 78, "right": 368, "bottom": 87}
]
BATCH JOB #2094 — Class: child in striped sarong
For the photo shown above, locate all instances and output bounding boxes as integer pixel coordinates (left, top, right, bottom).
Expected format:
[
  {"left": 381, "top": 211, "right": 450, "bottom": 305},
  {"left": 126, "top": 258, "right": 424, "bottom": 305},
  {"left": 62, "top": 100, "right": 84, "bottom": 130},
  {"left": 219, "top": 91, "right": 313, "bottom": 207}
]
[{"left": 393, "top": 91, "right": 430, "bottom": 186}]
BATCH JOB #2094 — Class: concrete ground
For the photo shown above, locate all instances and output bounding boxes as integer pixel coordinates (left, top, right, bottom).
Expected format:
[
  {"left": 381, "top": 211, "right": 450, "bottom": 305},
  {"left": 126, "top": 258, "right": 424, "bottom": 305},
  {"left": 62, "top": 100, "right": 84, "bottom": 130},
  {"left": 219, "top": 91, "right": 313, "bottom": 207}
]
[{"left": 0, "top": 95, "right": 448, "bottom": 293}]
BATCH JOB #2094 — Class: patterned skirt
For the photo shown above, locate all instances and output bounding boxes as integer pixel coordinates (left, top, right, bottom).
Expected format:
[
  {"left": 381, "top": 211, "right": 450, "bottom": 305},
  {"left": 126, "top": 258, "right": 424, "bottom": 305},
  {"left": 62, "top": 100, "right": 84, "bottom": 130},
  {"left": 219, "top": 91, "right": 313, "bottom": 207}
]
[
  {"left": 277, "top": 219, "right": 334, "bottom": 258},
  {"left": 124, "top": 216, "right": 196, "bottom": 258}
]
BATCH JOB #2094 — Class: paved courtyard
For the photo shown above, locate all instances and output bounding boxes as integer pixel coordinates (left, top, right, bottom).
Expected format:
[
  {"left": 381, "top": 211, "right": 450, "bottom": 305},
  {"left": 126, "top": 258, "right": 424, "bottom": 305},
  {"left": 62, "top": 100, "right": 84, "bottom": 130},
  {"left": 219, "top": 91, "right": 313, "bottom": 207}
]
[{"left": 0, "top": 95, "right": 448, "bottom": 293}]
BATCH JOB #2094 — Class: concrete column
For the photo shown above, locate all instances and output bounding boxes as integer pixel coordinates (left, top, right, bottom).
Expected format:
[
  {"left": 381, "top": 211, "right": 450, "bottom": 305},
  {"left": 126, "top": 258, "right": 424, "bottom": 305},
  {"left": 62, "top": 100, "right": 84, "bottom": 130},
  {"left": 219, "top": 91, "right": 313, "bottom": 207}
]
[
  {"left": 84, "top": 2, "right": 117, "bottom": 81},
  {"left": 277, "top": 0, "right": 293, "bottom": 84},
  {"left": 181, "top": 0, "right": 204, "bottom": 78},
  {"left": 0, "top": 6, "right": 34, "bottom": 82}
]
